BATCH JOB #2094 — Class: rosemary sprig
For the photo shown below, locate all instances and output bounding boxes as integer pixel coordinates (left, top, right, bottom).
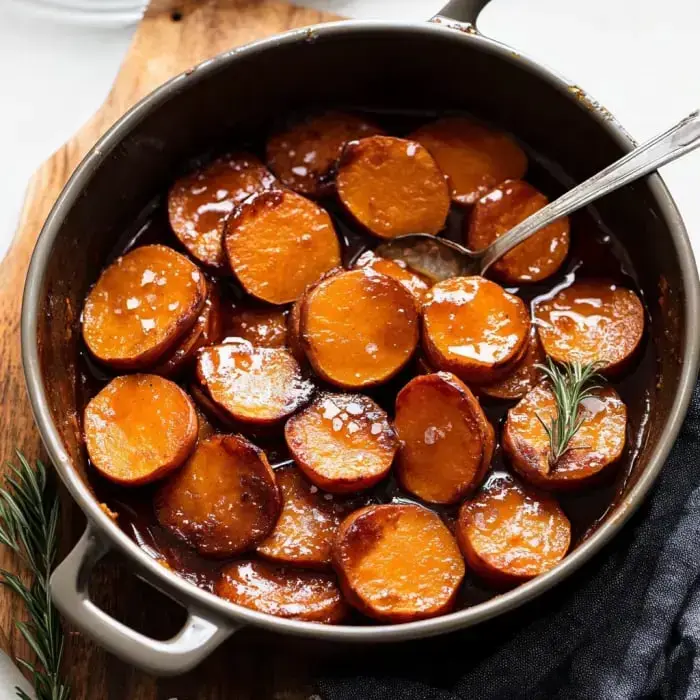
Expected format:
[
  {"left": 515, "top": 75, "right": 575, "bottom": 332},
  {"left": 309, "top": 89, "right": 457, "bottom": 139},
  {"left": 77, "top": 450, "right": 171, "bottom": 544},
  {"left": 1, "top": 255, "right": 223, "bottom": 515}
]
[
  {"left": 0, "top": 451, "right": 69, "bottom": 700},
  {"left": 536, "top": 358, "right": 604, "bottom": 471}
]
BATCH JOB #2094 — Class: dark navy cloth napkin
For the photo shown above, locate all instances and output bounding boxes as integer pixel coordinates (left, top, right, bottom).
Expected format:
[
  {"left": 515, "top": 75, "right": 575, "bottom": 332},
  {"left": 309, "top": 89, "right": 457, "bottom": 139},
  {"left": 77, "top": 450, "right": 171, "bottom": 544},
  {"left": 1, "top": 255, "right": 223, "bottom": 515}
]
[{"left": 318, "top": 381, "right": 700, "bottom": 700}]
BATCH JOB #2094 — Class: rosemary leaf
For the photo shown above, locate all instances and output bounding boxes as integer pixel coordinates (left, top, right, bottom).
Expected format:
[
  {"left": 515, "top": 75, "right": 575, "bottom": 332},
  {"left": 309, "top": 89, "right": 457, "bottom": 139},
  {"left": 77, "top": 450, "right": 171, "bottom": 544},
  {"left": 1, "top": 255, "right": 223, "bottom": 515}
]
[
  {"left": 0, "top": 452, "right": 70, "bottom": 700},
  {"left": 535, "top": 358, "right": 604, "bottom": 471}
]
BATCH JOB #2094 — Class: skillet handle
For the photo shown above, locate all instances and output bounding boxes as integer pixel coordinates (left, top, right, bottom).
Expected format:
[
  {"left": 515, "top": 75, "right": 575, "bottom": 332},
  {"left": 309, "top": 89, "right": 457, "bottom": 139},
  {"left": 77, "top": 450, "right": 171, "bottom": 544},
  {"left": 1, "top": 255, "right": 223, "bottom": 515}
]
[
  {"left": 50, "top": 526, "right": 236, "bottom": 676},
  {"left": 433, "top": 0, "right": 491, "bottom": 24}
]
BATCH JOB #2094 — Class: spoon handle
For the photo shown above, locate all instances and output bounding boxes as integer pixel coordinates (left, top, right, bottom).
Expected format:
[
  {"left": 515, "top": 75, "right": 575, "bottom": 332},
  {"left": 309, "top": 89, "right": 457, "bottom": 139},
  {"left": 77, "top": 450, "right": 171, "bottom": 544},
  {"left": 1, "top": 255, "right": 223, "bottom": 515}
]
[{"left": 479, "top": 109, "right": 700, "bottom": 274}]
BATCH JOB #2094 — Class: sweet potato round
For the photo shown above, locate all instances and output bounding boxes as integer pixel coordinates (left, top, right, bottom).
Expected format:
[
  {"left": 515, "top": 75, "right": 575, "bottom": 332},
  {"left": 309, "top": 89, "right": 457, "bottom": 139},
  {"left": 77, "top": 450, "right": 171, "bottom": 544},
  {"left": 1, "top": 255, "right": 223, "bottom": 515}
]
[
  {"left": 301, "top": 268, "right": 419, "bottom": 388},
  {"left": 479, "top": 326, "right": 545, "bottom": 401},
  {"left": 456, "top": 476, "right": 571, "bottom": 586},
  {"left": 285, "top": 392, "right": 398, "bottom": 494},
  {"left": 332, "top": 504, "right": 465, "bottom": 622},
  {"left": 224, "top": 304, "right": 288, "bottom": 348},
  {"left": 215, "top": 560, "right": 347, "bottom": 623},
  {"left": 196, "top": 342, "right": 313, "bottom": 426},
  {"left": 82, "top": 245, "right": 207, "bottom": 370},
  {"left": 466, "top": 180, "right": 570, "bottom": 283},
  {"left": 535, "top": 280, "right": 645, "bottom": 374},
  {"left": 155, "top": 434, "right": 280, "bottom": 557},
  {"left": 168, "top": 153, "right": 276, "bottom": 268},
  {"left": 353, "top": 250, "right": 432, "bottom": 303},
  {"left": 422, "top": 276, "right": 530, "bottom": 384},
  {"left": 410, "top": 117, "right": 527, "bottom": 205},
  {"left": 84, "top": 374, "right": 197, "bottom": 486},
  {"left": 266, "top": 111, "right": 383, "bottom": 197},
  {"left": 336, "top": 135, "right": 450, "bottom": 238},
  {"left": 224, "top": 189, "right": 341, "bottom": 304},
  {"left": 152, "top": 283, "right": 223, "bottom": 376},
  {"left": 503, "top": 383, "right": 627, "bottom": 490},
  {"left": 394, "top": 372, "right": 492, "bottom": 504},
  {"left": 256, "top": 466, "right": 350, "bottom": 568}
]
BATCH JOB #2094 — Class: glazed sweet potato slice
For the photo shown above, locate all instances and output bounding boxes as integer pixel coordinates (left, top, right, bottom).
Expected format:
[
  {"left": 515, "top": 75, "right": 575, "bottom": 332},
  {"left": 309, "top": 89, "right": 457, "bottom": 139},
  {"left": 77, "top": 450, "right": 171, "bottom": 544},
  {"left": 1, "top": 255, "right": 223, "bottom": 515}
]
[
  {"left": 266, "top": 111, "right": 383, "bottom": 197},
  {"left": 410, "top": 117, "right": 527, "bottom": 205},
  {"left": 196, "top": 343, "right": 313, "bottom": 426},
  {"left": 286, "top": 393, "right": 398, "bottom": 494},
  {"left": 301, "top": 268, "right": 419, "bottom": 388},
  {"left": 332, "top": 504, "right": 465, "bottom": 622},
  {"left": 256, "top": 466, "right": 351, "bottom": 568},
  {"left": 503, "top": 383, "right": 627, "bottom": 490},
  {"left": 224, "top": 189, "right": 341, "bottom": 304},
  {"left": 168, "top": 153, "right": 276, "bottom": 268},
  {"left": 466, "top": 180, "right": 570, "bottom": 283},
  {"left": 456, "top": 475, "right": 571, "bottom": 586},
  {"left": 353, "top": 250, "right": 432, "bottom": 303},
  {"left": 394, "top": 372, "right": 493, "bottom": 504},
  {"left": 479, "top": 326, "right": 545, "bottom": 401},
  {"left": 82, "top": 245, "right": 207, "bottom": 369},
  {"left": 84, "top": 374, "right": 197, "bottom": 486},
  {"left": 224, "top": 304, "right": 288, "bottom": 348},
  {"left": 152, "top": 283, "right": 223, "bottom": 376},
  {"left": 535, "top": 280, "right": 645, "bottom": 374},
  {"left": 215, "top": 560, "right": 347, "bottom": 623},
  {"left": 155, "top": 434, "right": 280, "bottom": 557},
  {"left": 422, "top": 276, "right": 530, "bottom": 384},
  {"left": 336, "top": 135, "right": 450, "bottom": 238}
]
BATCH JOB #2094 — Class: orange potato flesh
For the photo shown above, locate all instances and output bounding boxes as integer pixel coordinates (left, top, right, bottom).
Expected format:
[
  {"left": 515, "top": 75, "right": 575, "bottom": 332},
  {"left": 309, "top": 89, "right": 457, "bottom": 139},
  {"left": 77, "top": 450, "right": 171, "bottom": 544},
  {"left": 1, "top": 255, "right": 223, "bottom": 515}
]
[
  {"left": 215, "top": 560, "right": 347, "bottom": 623},
  {"left": 286, "top": 267, "right": 343, "bottom": 365},
  {"left": 196, "top": 343, "right": 313, "bottom": 426},
  {"left": 353, "top": 250, "right": 432, "bottom": 303},
  {"left": 285, "top": 392, "right": 398, "bottom": 494},
  {"left": 410, "top": 117, "right": 527, "bottom": 206},
  {"left": 224, "top": 189, "right": 341, "bottom": 304},
  {"left": 422, "top": 276, "right": 530, "bottom": 384},
  {"left": 336, "top": 135, "right": 450, "bottom": 238},
  {"left": 466, "top": 180, "right": 570, "bottom": 283},
  {"left": 266, "top": 111, "right": 383, "bottom": 197},
  {"left": 155, "top": 434, "right": 280, "bottom": 557},
  {"left": 84, "top": 374, "right": 197, "bottom": 486},
  {"left": 535, "top": 280, "right": 645, "bottom": 374},
  {"left": 301, "top": 268, "right": 419, "bottom": 388},
  {"left": 332, "top": 504, "right": 465, "bottom": 622},
  {"left": 168, "top": 153, "right": 276, "bottom": 268},
  {"left": 456, "top": 476, "right": 571, "bottom": 586},
  {"left": 152, "top": 283, "right": 223, "bottom": 376},
  {"left": 503, "top": 383, "right": 627, "bottom": 490},
  {"left": 82, "top": 245, "right": 207, "bottom": 370},
  {"left": 394, "top": 372, "right": 490, "bottom": 504},
  {"left": 224, "top": 304, "right": 288, "bottom": 348},
  {"left": 256, "top": 466, "right": 351, "bottom": 568},
  {"left": 479, "top": 325, "right": 545, "bottom": 401}
]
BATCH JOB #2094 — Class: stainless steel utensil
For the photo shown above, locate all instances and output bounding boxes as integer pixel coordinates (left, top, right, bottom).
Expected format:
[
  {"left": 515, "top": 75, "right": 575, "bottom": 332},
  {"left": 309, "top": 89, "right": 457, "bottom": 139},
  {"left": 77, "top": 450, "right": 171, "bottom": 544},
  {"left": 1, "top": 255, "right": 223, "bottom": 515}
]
[{"left": 377, "top": 110, "right": 700, "bottom": 281}]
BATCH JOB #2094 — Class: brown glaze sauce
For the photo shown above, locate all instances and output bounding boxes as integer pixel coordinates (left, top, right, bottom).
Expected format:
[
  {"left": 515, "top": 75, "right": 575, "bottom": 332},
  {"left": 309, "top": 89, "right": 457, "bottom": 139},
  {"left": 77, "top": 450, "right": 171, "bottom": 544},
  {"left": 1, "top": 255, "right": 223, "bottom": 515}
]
[{"left": 77, "top": 109, "right": 656, "bottom": 616}]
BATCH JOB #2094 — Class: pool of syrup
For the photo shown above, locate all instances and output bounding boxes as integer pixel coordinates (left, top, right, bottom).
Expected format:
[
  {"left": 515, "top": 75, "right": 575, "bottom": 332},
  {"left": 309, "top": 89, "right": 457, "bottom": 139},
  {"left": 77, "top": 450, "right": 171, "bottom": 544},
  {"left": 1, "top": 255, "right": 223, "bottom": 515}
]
[{"left": 77, "top": 109, "right": 656, "bottom": 616}]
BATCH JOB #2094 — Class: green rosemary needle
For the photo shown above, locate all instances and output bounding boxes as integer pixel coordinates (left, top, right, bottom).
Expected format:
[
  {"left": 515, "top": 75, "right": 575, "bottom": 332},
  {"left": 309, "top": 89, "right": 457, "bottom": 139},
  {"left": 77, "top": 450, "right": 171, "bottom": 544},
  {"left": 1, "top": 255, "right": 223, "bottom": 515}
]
[
  {"left": 536, "top": 358, "right": 605, "bottom": 471},
  {"left": 0, "top": 451, "right": 70, "bottom": 700}
]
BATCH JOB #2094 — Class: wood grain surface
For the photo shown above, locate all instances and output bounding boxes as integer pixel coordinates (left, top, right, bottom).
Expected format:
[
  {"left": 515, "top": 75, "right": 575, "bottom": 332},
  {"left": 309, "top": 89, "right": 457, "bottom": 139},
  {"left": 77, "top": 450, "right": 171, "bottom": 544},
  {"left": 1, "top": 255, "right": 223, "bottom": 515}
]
[{"left": 0, "top": 1, "right": 343, "bottom": 697}]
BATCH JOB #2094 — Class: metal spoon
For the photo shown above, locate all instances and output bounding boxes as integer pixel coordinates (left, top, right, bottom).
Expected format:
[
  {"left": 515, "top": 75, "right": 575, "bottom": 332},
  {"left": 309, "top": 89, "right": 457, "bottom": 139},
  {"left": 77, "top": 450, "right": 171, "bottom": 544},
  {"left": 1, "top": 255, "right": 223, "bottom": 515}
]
[{"left": 375, "top": 109, "right": 700, "bottom": 282}]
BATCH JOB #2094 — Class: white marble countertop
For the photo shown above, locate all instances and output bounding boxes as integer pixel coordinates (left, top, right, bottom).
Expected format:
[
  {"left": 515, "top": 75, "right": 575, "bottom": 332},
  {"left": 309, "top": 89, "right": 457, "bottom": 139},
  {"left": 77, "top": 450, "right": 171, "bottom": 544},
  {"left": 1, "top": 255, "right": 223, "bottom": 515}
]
[{"left": 1, "top": 0, "right": 698, "bottom": 266}]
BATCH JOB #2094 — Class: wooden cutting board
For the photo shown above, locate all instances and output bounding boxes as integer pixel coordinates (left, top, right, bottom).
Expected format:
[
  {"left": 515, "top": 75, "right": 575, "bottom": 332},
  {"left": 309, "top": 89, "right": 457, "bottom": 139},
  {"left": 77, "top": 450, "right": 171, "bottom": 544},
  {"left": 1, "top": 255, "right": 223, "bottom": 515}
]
[{"left": 0, "top": 1, "right": 344, "bottom": 697}]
